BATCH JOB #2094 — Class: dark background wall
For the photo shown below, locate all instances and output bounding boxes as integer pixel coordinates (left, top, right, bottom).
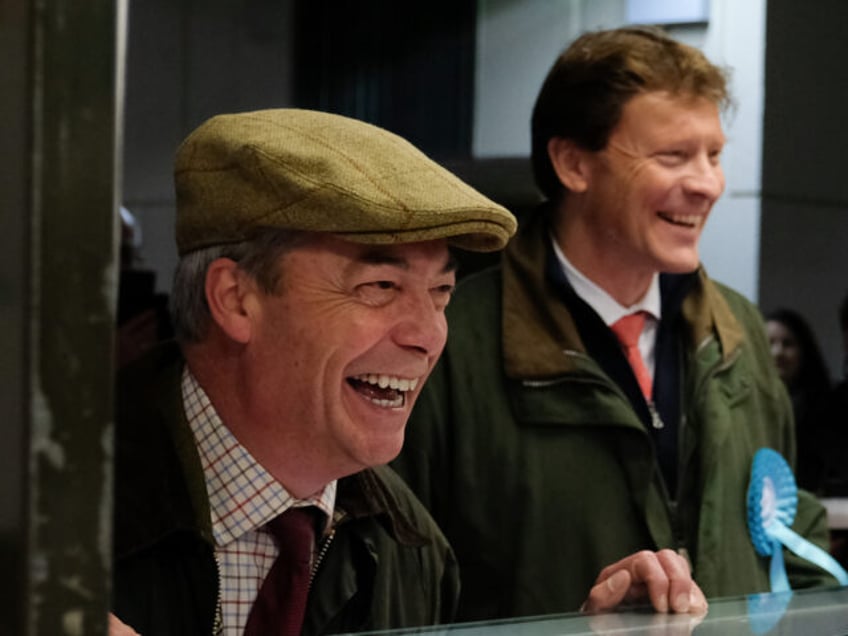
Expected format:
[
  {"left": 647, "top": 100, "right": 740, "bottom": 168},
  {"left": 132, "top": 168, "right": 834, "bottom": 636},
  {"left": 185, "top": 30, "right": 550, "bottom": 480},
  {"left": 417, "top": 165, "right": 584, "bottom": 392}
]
[
  {"left": 294, "top": 2, "right": 475, "bottom": 159},
  {"left": 760, "top": 0, "right": 848, "bottom": 377},
  {"left": 123, "top": 0, "right": 297, "bottom": 294}
]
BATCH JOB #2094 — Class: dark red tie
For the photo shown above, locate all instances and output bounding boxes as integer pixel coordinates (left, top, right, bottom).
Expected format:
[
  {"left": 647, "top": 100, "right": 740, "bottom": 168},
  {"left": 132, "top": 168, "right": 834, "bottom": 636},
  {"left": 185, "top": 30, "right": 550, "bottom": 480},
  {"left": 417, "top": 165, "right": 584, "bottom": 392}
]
[
  {"left": 610, "top": 312, "right": 652, "bottom": 400},
  {"left": 244, "top": 507, "right": 318, "bottom": 636}
]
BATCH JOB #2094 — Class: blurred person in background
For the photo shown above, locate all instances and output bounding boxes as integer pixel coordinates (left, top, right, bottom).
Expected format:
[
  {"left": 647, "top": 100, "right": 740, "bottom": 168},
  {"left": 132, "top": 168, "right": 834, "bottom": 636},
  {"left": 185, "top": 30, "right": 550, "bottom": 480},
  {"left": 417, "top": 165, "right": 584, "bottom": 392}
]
[{"left": 765, "top": 308, "right": 832, "bottom": 493}]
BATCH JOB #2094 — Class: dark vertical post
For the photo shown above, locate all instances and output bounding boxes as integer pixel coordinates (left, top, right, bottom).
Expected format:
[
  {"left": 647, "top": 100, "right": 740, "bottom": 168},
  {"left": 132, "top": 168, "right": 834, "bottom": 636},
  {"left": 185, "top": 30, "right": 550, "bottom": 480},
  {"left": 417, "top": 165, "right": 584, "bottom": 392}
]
[
  {"left": 0, "top": 1, "right": 34, "bottom": 631},
  {"left": 0, "top": 1, "right": 126, "bottom": 634}
]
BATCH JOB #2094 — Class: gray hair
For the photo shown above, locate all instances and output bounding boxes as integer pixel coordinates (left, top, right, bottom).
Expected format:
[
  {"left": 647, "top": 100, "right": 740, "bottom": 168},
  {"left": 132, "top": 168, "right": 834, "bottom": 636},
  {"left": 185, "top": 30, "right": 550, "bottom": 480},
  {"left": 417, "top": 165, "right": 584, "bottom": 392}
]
[{"left": 170, "top": 227, "right": 307, "bottom": 343}]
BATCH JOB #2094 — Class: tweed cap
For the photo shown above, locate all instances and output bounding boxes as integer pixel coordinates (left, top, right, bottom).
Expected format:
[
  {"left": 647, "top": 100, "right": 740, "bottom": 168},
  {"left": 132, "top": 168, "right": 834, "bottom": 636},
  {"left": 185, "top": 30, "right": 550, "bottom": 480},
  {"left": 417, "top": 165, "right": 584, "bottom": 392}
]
[{"left": 174, "top": 109, "right": 516, "bottom": 255}]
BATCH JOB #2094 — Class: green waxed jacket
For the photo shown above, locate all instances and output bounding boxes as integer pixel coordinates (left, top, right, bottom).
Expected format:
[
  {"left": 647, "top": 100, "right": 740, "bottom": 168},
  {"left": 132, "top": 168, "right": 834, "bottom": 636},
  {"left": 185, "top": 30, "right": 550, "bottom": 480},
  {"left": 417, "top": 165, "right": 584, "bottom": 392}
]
[
  {"left": 394, "top": 213, "right": 836, "bottom": 621},
  {"left": 113, "top": 343, "right": 459, "bottom": 635}
]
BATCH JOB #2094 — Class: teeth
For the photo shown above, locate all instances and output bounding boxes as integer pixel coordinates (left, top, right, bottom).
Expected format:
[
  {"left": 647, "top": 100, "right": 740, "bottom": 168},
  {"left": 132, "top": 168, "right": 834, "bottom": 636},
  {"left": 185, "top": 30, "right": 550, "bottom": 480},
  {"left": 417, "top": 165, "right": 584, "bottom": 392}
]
[
  {"left": 354, "top": 374, "right": 420, "bottom": 392},
  {"left": 659, "top": 212, "right": 701, "bottom": 227},
  {"left": 371, "top": 397, "right": 403, "bottom": 408}
]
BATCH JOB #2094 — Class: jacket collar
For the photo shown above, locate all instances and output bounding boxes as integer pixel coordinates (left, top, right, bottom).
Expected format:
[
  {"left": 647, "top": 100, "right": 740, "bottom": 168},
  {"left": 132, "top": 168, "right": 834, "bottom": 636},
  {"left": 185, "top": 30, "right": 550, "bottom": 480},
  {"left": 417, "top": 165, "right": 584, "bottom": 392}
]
[
  {"left": 502, "top": 206, "right": 744, "bottom": 380},
  {"left": 336, "top": 466, "right": 432, "bottom": 547}
]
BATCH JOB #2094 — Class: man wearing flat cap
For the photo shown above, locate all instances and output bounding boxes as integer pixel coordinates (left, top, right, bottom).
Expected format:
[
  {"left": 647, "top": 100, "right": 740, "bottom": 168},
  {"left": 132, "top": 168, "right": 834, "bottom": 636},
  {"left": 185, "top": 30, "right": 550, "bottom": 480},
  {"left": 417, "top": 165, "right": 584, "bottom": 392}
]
[
  {"left": 109, "top": 109, "right": 705, "bottom": 636},
  {"left": 110, "top": 108, "right": 515, "bottom": 636}
]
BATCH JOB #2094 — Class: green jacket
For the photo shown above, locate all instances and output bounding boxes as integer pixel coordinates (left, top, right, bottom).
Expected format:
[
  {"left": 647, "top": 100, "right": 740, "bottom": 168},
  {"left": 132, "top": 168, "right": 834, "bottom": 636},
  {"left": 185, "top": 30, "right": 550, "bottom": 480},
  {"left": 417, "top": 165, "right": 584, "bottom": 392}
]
[
  {"left": 113, "top": 343, "right": 459, "bottom": 635},
  {"left": 394, "top": 213, "right": 835, "bottom": 621}
]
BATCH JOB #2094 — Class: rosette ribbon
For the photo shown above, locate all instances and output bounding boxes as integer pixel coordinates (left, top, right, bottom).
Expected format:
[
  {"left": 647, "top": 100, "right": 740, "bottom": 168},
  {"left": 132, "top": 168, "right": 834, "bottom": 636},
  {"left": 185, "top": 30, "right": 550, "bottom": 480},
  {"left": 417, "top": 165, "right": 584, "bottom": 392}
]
[{"left": 746, "top": 447, "right": 848, "bottom": 592}]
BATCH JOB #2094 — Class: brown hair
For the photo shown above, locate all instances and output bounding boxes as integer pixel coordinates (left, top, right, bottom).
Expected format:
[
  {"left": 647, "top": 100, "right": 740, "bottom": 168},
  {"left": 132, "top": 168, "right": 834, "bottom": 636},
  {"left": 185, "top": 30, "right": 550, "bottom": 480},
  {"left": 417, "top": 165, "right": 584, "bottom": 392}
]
[{"left": 531, "top": 26, "right": 732, "bottom": 200}]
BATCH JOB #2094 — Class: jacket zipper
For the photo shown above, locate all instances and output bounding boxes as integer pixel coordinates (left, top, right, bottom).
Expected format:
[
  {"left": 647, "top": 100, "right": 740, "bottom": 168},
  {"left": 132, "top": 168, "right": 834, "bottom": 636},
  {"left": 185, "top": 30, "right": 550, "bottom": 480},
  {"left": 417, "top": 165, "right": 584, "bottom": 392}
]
[
  {"left": 648, "top": 401, "right": 664, "bottom": 429},
  {"left": 309, "top": 527, "right": 337, "bottom": 589},
  {"left": 212, "top": 553, "right": 223, "bottom": 636}
]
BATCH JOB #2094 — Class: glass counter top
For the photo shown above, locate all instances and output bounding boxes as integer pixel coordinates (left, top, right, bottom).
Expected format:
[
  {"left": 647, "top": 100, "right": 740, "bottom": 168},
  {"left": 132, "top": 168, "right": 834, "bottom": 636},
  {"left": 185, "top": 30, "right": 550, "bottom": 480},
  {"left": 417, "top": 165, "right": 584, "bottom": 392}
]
[{"left": 347, "top": 585, "right": 848, "bottom": 636}]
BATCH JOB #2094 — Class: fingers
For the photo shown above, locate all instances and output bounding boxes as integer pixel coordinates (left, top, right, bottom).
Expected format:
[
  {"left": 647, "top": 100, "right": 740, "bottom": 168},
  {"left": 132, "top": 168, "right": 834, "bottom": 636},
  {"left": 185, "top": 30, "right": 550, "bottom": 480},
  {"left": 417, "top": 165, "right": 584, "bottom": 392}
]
[
  {"left": 583, "top": 568, "right": 632, "bottom": 613},
  {"left": 583, "top": 550, "right": 708, "bottom": 615},
  {"left": 108, "top": 613, "right": 141, "bottom": 636},
  {"left": 686, "top": 580, "right": 708, "bottom": 615},
  {"left": 638, "top": 549, "right": 690, "bottom": 613},
  {"left": 654, "top": 550, "right": 707, "bottom": 614}
]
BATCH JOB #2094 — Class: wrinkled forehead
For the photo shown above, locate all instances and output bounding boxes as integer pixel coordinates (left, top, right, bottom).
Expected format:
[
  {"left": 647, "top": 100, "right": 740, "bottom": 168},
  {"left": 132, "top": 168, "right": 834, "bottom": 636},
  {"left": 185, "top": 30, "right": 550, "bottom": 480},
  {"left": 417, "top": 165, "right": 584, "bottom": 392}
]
[
  {"left": 286, "top": 233, "right": 457, "bottom": 273},
  {"left": 613, "top": 91, "right": 726, "bottom": 140}
]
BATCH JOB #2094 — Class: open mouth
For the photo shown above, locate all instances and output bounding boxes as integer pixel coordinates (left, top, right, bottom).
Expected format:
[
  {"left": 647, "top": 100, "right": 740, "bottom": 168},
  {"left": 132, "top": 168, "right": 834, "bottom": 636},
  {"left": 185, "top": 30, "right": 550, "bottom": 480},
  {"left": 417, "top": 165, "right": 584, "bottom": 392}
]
[
  {"left": 348, "top": 374, "right": 420, "bottom": 409},
  {"left": 658, "top": 212, "right": 701, "bottom": 228}
]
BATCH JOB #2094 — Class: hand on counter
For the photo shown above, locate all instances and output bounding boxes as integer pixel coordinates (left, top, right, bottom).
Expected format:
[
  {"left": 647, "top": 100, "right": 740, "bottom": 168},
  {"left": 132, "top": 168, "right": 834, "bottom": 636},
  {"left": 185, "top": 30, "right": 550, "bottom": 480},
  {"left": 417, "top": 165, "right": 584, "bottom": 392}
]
[{"left": 582, "top": 549, "right": 708, "bottom": 615}]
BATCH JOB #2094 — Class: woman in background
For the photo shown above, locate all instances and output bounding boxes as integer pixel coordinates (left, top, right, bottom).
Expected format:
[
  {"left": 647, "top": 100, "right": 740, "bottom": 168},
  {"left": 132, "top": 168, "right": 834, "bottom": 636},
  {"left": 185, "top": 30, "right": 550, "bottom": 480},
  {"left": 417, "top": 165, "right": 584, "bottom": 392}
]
[{"left": 766, "top": 308, "right": 832, "bottom": 493}]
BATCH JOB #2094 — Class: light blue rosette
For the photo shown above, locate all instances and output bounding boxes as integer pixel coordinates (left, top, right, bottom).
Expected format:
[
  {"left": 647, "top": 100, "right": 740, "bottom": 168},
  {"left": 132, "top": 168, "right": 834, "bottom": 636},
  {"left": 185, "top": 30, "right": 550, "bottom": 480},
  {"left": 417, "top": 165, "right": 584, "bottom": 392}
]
[{"left": 746, "top": 447, "right": 848, "bottom": 592}]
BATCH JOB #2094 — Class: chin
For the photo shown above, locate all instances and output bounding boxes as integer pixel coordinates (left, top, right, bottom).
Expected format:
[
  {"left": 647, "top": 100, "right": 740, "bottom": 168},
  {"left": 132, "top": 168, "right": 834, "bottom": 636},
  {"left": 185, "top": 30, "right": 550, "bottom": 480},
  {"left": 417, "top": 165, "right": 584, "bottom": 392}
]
[
  {"left": 356, "top": 436, "right": 406, "bottom": 469},
  {"left": 377, "top": 439, "right": 406, "bottom": 465},
  {"left": 658, "top": 253, "right": 701, "bottom": 274},
  {"left": 665, "top": 264, "right": 700, "bottom": 275}
]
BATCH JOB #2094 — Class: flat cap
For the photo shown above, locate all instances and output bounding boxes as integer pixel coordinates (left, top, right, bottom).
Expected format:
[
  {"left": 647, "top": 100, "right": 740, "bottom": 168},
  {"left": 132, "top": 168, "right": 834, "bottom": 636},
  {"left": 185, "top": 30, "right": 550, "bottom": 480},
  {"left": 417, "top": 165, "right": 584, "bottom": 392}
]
[{"left": 174, "top": 109, "right": 516, "bottom": 255}]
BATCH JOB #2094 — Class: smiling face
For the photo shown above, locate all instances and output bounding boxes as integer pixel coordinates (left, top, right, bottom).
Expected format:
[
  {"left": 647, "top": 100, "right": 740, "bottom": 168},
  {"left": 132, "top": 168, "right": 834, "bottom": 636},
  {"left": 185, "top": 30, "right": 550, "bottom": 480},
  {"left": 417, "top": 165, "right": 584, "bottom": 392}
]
[
  {"left": 241, "top": 234, "right": 456, "bottom": 490},
  {"left": 554, "top": 91, "right": 726, "bottom": 304}
]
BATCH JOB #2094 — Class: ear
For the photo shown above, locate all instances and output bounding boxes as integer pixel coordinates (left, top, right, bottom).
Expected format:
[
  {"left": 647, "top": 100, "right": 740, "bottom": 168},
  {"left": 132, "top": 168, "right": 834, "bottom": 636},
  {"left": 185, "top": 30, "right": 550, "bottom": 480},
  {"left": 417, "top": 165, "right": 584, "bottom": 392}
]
[
  {"left": 547, "top": 137, "right": 590, "bottom": 193},
  {"left": 205, "top": 258, "right": 254, "bottom": 344}
]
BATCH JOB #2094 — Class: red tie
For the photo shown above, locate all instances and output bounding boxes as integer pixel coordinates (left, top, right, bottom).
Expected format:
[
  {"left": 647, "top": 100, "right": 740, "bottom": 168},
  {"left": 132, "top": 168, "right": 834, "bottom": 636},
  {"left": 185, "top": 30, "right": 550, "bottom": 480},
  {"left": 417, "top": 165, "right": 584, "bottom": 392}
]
[
  {"left": 610, "top": 312, "right": 652, "bottom": 400},
  {"left": 244, "top": 507, "right": 318, "bottom": 636}
]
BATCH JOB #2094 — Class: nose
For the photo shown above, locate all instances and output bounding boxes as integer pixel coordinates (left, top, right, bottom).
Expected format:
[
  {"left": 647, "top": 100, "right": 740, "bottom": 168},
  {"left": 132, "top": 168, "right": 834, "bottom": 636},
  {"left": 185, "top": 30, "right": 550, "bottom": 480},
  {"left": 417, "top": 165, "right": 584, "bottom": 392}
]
[
  {"left": 683, "top": 156, "right": 725, "bottom": 202},
  {"left": 392, "top": 291, "right": 448, "bottom": 357}
]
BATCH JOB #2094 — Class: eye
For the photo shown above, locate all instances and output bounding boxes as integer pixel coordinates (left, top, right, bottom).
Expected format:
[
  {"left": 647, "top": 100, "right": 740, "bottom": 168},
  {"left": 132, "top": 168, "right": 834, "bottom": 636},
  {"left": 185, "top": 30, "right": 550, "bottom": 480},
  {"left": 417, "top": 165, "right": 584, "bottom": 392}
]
[
  {"left": 356, "top": 280, "right": 399, "bottom": 305},
  {"left": 656, "top": 150, "right": 687, "bottom": 166},
  {"left": 708, "top": 148, "right": 723, "bottom": 165},
  {"left": 430, "top": 282, "right": 456, "bottom": 311}
]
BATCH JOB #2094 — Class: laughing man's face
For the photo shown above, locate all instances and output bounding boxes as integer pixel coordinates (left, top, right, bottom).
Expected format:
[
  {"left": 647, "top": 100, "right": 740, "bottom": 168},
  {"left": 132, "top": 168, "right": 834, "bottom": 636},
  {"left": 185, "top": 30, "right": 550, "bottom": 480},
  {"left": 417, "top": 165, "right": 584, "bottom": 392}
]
[
  {"left": 577, "top": 91, "right": 726, "bottom": 281},
  {"left": 246, "top": 234, "right": 456, "bottom": 481}
]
